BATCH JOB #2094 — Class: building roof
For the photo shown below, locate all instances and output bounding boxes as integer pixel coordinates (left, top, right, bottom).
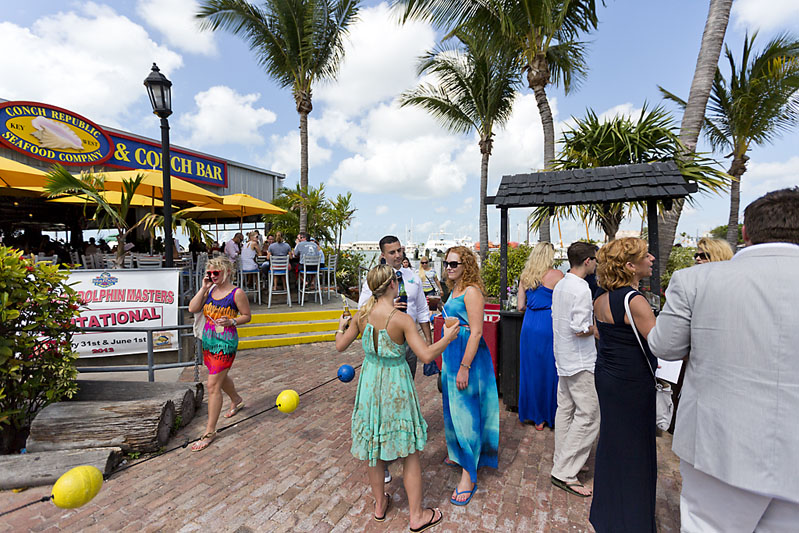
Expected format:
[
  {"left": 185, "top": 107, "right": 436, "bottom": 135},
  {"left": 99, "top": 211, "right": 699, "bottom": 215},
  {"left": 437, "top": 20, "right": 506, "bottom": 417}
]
[{"left": 486, "top": 161, "right": 697, "bottom": 208}]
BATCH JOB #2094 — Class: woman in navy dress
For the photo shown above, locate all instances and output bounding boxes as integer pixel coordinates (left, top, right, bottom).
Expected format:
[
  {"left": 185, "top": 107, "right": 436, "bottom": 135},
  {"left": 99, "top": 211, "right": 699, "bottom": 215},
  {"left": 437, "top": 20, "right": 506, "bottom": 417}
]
[
  {"left": 590, "top": 237, "right": 658, "bottom": 532},
  {"left": 517, "top": 242, "right": 563, "bottom": 429}
]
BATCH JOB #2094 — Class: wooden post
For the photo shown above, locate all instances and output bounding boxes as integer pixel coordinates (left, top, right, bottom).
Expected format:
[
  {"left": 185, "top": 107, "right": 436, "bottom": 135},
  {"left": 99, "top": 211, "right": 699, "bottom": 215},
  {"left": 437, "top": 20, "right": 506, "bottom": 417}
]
[
  {"left": 500, "top": 208, "right": 508, "bottom": 308},
  {"left": 647, "top": 198, "right": 661, "bottom": 296}
]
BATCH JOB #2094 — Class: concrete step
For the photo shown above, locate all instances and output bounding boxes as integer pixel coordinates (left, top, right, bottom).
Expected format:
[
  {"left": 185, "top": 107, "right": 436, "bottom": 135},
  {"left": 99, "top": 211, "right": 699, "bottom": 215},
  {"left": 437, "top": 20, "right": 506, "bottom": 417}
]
[
  {"left": 239, "top": 331, "right": 335, "bottom": 349},
  {"left": 238, "top": 309, "right": 340, "bottom": 349}
]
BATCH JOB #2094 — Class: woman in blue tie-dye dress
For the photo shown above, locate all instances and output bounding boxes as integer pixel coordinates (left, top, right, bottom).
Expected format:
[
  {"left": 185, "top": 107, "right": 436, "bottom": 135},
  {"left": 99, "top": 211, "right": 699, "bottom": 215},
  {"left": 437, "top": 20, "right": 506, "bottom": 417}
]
[{"left": 440, "top": 246, "right": 499, "bottom": 506}]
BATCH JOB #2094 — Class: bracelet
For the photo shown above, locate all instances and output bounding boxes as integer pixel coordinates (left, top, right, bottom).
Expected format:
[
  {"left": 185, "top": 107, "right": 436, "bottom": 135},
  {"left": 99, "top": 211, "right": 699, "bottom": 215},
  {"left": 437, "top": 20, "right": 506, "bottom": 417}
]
[
  {"left": 460, "top": 363, "right": 471, "bottom": 369},
  {"left": 336, "top": 329, "right": 346, "bottom": 334}
]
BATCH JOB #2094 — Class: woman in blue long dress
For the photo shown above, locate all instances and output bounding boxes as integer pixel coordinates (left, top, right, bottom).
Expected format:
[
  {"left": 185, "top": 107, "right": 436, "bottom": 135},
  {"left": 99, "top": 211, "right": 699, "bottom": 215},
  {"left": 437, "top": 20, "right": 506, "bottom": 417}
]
[
  {"left": 517, "top": 243, "right": 564, "bottom": 429},
  {"left": 441, "top": 246, "right": 499, "bottom": 506},
  {"left": 335, "top": 264, "right": 459, "bottom": 532},
  {"left": 590, "top": 238, "right": 658, "bottom": 532}
]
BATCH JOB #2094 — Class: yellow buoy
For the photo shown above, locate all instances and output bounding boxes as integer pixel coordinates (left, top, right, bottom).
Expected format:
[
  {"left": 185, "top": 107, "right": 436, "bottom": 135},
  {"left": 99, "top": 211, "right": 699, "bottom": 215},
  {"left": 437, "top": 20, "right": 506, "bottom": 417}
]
[
  {"left": 276, "top": 389, "right": 300, "bottom": 413},
  {"left": 51, "top": 465, "right": 103, "bottom": 509}
]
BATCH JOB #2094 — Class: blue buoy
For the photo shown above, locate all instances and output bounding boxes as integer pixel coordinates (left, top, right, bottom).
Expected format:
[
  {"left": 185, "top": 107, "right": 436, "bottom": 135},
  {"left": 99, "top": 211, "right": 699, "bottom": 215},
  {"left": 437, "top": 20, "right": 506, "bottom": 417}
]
[{"left": 337, "top": 364, "right": 355, "bottom": 383}]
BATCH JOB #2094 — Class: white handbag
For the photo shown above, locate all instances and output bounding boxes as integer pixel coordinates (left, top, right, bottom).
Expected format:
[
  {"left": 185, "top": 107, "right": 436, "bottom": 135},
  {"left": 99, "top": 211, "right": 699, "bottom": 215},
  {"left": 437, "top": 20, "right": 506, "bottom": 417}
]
[
  {"left": 193, "top": 312, "right": 206, "bottom": 339},
  {"left": 624, "top": 291, "right": 674, "bottom": 431}
]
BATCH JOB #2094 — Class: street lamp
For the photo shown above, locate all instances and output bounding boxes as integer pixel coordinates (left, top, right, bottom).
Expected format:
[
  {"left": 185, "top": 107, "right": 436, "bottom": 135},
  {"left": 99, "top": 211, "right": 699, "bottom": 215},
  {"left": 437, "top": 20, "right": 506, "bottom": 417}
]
[{"left": 143, "top": 63, "right": 174, "bottom": 267}]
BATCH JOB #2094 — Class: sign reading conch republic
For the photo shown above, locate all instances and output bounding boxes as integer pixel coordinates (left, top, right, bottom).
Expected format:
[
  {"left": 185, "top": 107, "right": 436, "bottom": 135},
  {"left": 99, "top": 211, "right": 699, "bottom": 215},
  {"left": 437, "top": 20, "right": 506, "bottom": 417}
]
[
  {"left": 0, "top": 101, "right": 113, "bottom": 165},
  {"left": 0, "top": 100, "right": 228, "bottom": 188}
]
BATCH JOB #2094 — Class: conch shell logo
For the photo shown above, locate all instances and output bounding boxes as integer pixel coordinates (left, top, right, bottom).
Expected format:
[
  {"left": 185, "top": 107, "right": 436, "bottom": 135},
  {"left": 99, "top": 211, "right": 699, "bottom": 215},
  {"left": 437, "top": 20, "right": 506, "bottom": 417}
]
[{"left": 30, "top": 116, "right": 83, "bottom": 151}]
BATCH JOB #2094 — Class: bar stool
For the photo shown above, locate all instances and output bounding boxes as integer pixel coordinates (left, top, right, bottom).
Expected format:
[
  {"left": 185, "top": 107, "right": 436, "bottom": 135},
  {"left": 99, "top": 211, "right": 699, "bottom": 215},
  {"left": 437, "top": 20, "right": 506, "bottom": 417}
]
[
  {"left": 268, "top": 255, "right": 291, "bottom": 308},
  {"left": 319, "top": 254, "right": 338, "bottom": 300},
  {"left": 239, "top": 262, "right": 262, "bottom": 305},
  {"left": 298, "top": 255, "right": 322, "bottom": 306}
]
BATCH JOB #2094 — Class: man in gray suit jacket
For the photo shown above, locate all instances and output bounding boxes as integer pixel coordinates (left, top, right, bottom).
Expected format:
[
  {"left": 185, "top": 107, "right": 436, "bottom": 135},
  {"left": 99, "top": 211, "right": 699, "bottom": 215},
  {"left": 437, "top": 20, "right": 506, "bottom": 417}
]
[{"left": 649, "top": 188, "right": 799, "bottom": 532}]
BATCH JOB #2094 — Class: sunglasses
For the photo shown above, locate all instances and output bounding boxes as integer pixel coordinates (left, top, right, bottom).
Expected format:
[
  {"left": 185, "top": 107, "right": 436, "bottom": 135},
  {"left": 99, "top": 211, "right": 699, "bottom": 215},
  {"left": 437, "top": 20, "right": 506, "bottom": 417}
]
[
  {"left": 206, "top": 270, "right": 222, "bottom": 277},
  {"left": 420, "top": 261, "right": 428, "bottom": 264},
  {"left": 694, "top": 252, "right": 708, "bottom": 261},
  {"left": 443, "top": 261, "right": 463, "bottom": 269}
]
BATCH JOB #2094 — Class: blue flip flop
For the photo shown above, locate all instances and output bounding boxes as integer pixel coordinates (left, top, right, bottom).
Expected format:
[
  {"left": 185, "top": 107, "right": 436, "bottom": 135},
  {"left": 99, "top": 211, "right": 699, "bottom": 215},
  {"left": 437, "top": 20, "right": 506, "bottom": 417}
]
[{"left": 450, "top": 483, "right": 477, "bottom": 506}]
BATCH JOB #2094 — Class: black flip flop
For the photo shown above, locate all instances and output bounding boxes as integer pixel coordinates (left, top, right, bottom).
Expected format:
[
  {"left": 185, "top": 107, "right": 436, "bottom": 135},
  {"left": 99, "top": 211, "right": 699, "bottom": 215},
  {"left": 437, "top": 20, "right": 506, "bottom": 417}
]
[
  {"left": 551, "top": 476, "right": 591, "bottom": 498},
  {"left": 374, "top": 492, "right": 391, "bottom": 522},
  {"left": 409, "top": 507, "right": 442, "bottom": 532}
]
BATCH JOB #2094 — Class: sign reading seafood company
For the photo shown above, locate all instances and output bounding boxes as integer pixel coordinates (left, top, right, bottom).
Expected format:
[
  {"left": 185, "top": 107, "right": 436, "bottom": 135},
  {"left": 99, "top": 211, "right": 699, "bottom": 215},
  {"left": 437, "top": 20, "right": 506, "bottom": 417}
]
[
  {"left": 106, "top": 131, "right": 228, "bottom": 188},
  {"left": 0, "top": 101, "right": 113, "bottom": 165}
]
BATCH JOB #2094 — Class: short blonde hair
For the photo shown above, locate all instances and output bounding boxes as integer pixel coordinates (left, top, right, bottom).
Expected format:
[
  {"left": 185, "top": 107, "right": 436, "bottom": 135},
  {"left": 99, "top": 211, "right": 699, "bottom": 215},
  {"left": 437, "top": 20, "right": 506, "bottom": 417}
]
[
  {"left": 597, "top": 237, "right": 649, "bottom": 291},
  {"left": 206, "top": 256, "right": 235, "bottom": 284},
  {"left": 697, "top": 237, "right": 733, "bottom": 262},
  {"left": 519, "top": 242, "right": 555, "bottom": 290}
]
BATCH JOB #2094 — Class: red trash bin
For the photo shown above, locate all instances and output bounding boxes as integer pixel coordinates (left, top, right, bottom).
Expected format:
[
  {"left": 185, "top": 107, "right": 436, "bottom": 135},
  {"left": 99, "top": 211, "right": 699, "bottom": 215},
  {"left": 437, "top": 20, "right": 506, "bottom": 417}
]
[{"left": 433, "top": 303, "right": 500, "bottom": 381}]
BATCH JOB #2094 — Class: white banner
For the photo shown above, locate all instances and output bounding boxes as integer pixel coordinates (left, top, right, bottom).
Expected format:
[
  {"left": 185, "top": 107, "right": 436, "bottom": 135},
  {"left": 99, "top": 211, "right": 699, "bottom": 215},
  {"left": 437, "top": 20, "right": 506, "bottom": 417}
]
[{"left": 69, "top": 269, "right": 179, "bottom": 358}]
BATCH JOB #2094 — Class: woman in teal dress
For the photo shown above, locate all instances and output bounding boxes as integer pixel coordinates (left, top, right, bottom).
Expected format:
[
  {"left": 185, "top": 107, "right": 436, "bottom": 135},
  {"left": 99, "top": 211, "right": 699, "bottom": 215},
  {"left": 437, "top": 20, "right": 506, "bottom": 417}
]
[
  {"left": 336, "top": 264, "right": 459, "bottom": 532},
  {"left": 441, "top": 246, "right": 500, "bottom": 506}
]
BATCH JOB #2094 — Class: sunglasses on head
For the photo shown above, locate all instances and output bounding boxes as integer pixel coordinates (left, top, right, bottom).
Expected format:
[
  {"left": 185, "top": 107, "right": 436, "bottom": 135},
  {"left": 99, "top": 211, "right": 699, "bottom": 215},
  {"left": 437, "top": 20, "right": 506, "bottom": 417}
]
[
  {"left": 207, "top": 270, "right": 221, "bottom": 276},
  {"left": 443, "top": 261, "right": 463, "bottom": 269},
  {"left": 694, "top": 252, "right": 708, "bottom": 260}
]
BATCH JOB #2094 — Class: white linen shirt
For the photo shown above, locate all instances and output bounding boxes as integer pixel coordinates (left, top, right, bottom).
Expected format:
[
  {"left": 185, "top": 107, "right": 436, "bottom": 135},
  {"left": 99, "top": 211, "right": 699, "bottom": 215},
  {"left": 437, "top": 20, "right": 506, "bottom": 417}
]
[
  {"left": 551, "top": 273, "right": 596, "bottom": 376},
  {"left": 224, "top": 239, "right": 239, "bottom": 261},
  {"left": 358, "top": 266, "right": 431, "bottom": 324}
]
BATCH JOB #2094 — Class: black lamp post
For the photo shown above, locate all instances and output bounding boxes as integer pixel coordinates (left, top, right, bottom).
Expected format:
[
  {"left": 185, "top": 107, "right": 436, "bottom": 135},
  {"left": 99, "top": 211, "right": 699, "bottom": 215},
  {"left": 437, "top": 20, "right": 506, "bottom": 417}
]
[{"left": 143, "top": 63, "right": 174, "bottom": 267}]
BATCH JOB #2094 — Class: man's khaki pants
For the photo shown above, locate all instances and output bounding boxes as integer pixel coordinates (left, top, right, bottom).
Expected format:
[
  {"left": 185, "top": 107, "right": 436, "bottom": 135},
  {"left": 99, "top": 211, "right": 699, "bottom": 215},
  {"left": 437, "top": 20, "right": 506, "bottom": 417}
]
[{"left": 551, "top": 370, "right": 599, "bottom": 483}]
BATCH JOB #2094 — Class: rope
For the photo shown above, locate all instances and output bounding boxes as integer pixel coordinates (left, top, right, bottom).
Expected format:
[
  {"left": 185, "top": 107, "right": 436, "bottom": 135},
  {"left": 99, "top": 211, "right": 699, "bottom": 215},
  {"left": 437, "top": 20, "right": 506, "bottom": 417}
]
[
  {"left": 105, "top": 363, "right": 362, "bottom": 480},
  {"left": 0, "top": 496, "right": 52, "bottom": 518}
]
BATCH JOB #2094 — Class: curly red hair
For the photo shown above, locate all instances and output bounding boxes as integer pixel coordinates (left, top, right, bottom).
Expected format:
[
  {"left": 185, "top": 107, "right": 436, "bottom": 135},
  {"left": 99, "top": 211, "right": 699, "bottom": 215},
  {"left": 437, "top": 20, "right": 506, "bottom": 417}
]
[{"left": 444, "top": 246, "right": 485, "bottom": 294}]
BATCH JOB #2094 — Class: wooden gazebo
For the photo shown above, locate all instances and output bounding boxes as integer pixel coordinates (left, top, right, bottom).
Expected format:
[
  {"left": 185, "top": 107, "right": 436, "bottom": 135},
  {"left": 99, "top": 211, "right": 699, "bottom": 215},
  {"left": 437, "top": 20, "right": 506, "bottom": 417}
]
[{"left": 486, "top": 161, "right": 697, "bottom": 303}]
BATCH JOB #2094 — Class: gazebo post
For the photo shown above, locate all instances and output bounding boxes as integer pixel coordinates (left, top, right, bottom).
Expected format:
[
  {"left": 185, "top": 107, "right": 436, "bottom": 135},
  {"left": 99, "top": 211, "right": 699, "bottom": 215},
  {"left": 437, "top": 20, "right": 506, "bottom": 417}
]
[
  {"left": 500, "top": 207, "right": 508, "bottom": 308},
  {"left": 647, "top": 198, "right": 661, "bottom": 297}
]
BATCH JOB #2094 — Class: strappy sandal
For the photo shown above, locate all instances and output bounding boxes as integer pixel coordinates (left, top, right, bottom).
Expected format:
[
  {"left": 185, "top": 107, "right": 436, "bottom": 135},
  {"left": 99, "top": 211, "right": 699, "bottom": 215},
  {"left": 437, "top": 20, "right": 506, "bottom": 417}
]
[
  {"left": 409, "top": 507, "right": 442, "bottom": 532},
  {"left": 374, "top": 492, "right": 391, "bottom": 522},
  {"left": 190, "top": 431, "right": 217, "bottom": 452},
  {"left": 223, "top": 401, "right": 245, "bottom": 418}
]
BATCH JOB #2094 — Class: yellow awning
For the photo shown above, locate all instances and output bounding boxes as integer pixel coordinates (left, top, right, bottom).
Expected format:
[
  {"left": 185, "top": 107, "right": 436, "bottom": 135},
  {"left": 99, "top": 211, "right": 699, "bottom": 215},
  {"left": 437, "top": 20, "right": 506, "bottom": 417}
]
[{"left": 0, "top": 155, "right": 48, "bottom": 188}]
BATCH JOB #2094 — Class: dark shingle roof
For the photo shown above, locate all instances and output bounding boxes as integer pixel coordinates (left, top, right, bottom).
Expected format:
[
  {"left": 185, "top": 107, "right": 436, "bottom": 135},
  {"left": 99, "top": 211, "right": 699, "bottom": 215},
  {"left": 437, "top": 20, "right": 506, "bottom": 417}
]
[{"left": 486, "top": 161, "right": 697, "bottom": 208}]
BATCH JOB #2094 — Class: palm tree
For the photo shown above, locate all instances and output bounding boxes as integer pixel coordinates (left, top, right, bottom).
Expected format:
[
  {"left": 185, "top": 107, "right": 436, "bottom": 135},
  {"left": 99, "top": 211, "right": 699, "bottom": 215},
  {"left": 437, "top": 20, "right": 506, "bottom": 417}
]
[
  {"left": 198, "top": 0, "right": 360, "bottom": 233},
  {"left": 329, "top": 192, "right": 356, "bottom": 257},
  {"left": 661, "top": 32, "right": 799, "bottom": 247},
  {"left": 265, "top": 183, "right": 336, "bottom": 244},
  {"left": 395, "top": 0, "right": 601, "bottom": 242},
  {"left": 527, "top": 106, "right": 730, "bottom": 241},
  {"left": 400, "top": 29, "right": 518, "bottom": 263},
  {"left": 657, "top": 0, "right": 732, "bottom": 264}
]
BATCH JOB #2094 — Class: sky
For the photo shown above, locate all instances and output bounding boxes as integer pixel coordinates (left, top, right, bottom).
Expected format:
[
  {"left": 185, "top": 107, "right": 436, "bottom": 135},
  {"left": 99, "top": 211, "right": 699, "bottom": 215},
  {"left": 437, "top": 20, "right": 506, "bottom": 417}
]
[{"left": 2, "top": 0, "right": 798, "bottom": 248}]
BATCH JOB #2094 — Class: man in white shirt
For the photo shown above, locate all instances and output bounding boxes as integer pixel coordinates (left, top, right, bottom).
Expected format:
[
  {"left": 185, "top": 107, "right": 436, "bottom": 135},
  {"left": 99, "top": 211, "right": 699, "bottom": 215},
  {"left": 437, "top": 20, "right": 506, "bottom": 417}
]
[
  {"left": 649, "top": 188, "right": 799, "bottom": 532},
  {"left": 550, "top": 241, "right": 599, "bottom": 497},
  {"left": 225, "top": 233, "right": 243, "bottom": 261},
  {"left": 358, "top": 235, "right": 432, "bottom": 484}
]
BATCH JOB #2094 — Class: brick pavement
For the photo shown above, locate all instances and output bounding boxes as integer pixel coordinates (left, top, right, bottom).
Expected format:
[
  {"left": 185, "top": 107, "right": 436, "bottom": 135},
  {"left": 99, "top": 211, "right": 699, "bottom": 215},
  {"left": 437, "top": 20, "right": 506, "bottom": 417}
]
[{"left": 0, "top": 342, "right": 682, "bottom": 532}]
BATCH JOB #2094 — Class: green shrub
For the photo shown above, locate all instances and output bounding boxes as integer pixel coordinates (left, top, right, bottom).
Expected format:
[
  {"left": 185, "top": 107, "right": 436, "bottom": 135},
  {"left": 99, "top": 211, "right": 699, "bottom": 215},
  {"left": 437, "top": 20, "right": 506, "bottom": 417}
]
[
  {"left": 321, "top": 248, "right": 367, "bottom": 296},
  {"left": 0, "top": 246, "right": 81, "bottom": 453},
  {"left": 481, "top": 245, "right": 533, "bottom": 298},
  {"left": 661, "top": 246, "right": 697, "bottom": 291}
]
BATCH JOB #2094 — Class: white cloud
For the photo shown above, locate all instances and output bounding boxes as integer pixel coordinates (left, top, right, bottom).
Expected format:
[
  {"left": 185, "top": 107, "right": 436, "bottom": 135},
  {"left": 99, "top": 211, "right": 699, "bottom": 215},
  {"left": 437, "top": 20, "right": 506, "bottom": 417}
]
[
  {"left": 263, "top": 128, "right": 333, "bottom": 177},
  {"left": 0, "top": 3, "right": 182, "bottom": 126},
  {"left": 315, "top": 2, "right": 436, "bottom": 116},
  {"left": 137, "top": 0, "right": 216, "bottom": 55},
  {"left": 177, "top": 86, "right": 276, "bottom": 147},
  {"left": 739, "top": 156, "right": 799, "bottom": 199},
  {"left": 375, "top": 205, "right": 389, "bottom": 215},
  {"left": 732, "top": 0, "right": 799, "bottom": 32},
  {"left": 456, "top": 196, "right": 474, "bottom": 214}
]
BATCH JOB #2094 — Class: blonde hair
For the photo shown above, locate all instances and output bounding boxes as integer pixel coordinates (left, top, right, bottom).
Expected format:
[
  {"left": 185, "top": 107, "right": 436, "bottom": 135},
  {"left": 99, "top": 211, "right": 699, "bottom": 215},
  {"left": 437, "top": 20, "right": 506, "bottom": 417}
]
[
  {"left": 206, "top": 256, "right": 235, "bottom": 285},
  {"left": 597, "top": 237, "right": 649, "bottom": 290},
  {"left": 358, "top": 264, "right": 395, "bottom": 328},
  {"left": 444, "top": 246, "right": 485, "bottom": 294},
  {"left": 519, "top": 242, "right": 555, "bottom": 290},
  {"left": 418, "top": 256, "right": 430, "bottom": 284},
  {"left": 697, "top": 237, "right": 733, "bottom": 262}
]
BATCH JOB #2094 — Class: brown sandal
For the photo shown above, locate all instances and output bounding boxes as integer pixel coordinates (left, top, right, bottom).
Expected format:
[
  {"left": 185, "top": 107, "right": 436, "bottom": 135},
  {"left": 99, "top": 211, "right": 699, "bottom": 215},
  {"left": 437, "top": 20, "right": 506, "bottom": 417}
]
[{"left": 190, "top": 431, "right": 217, "bottom": 452}]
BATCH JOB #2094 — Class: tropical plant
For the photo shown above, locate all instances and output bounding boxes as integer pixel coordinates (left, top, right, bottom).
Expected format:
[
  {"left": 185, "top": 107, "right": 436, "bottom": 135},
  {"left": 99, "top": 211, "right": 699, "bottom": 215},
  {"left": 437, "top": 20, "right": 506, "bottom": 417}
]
[
  {"left": 657, "top": 0, "right": 733, "bottom": 264},
  {"left": 481, "top": 244, "right": 532, "bottom": 298},
  {"left": 400, "top": 27, "right": 519, "bottom": 264},
  {"left": 709, "top": 223, "right": 742, "bottom": 244},
  {"left": 44, "top": 166, "right": 144, "bottom": 267},
  {"left": 527, "top": 105, "right": 730, "bottom": 241},
  {"left": 138, "top": 209, "right": 215, "bottom": 247},
  {"left": 329, "top": 192, "right": 356, "bottom": 257},
  {"left": 396, "top": 0, "right": 602, "bottom": 242},
  {"left": 198, "top": 0, "right": 360, "bottom": 233},
  {"left": 264, "top": 184, "right": 336, "bottom": 245},
  {"left": 0, "top": 247, "right": 81, "bottom": 453},
  {"left": 661, "top": 32, "right": 799, "bottom": 247},
  {"left": 660, "top": 245, "right": 697, "bottom": 292}
]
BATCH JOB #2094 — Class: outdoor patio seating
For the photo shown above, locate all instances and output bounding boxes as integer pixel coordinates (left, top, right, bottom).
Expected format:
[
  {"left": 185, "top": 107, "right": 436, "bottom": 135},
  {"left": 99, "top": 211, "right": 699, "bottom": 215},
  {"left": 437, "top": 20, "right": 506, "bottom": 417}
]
[
  {"left": 298, "top": 255, "right": 322, "bottom": 306},
  {"left": 239, "top": 262, "right": 262, "bottom": 305},
  {"left": 267, "top": 255, "right": 291, "bottom": 308},
  {"left": 319, "top": 254, "right": 338, "bottom": 301},
  {"left": 135, "top": 255, "right": 163, "bottom": 269}
]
